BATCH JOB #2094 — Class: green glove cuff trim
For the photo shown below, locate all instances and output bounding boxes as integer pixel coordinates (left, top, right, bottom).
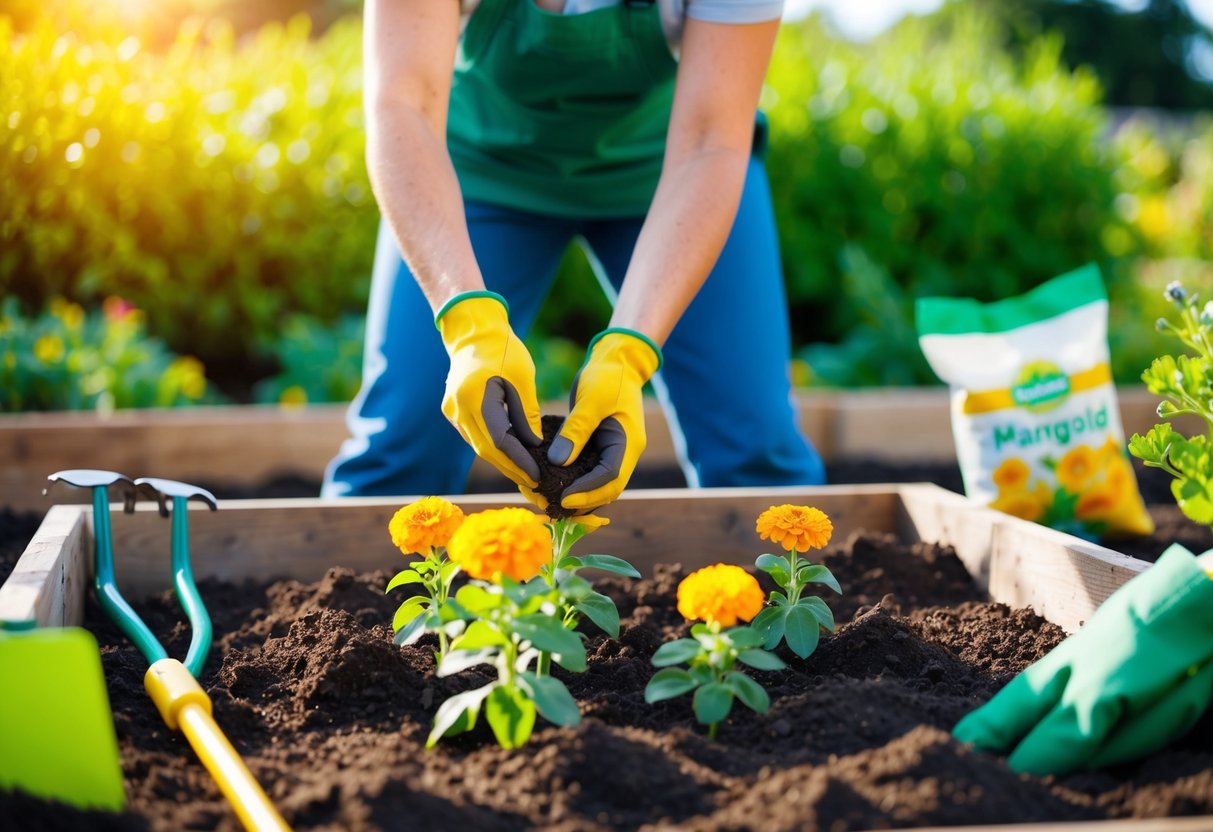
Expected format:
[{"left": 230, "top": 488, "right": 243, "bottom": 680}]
[
  {"left": 589, "top": 327, "right": 664, "bottom": 372},
  {"left": 434, "top": 290, "right": 509, "bottom": 329},
  {"left": 916, "top": 263, "right": 1106, "bottom": 337}
]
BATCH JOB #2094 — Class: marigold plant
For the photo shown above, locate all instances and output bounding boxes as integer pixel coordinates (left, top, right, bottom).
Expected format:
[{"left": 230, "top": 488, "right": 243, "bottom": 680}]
[
  {"left": 386, "top": 497, "right": 466, "bottom": 661},
  {"left": 541, "top": 514, "right": 639, "bottom": 638},
  {"left": 645, "top": 564, "right": 785, "bottom": 740},
  {"left": 756, "top": 504, "right": 833, "bottom": 552},
  {"left": 676, "top": 564, "right": 764, "bottom": 628},
  {"left": 390, "top": 497, "right": 465, "bottom": 554},
  {"left": 448, "top": 507, "right": 552, "bottom": 583},
  {"left": 422, "top": 509, "right": 609, "bottom": 750},
  {"left": 752, "top": 505, "right": 842, "bottom": 659}
]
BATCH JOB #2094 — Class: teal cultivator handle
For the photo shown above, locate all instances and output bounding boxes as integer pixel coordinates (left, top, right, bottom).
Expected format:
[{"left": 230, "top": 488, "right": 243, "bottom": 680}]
[
  {"left": 135, "top": 477, "right": 216, "bottom": 676},
  {"left": 46, "top": 471, "right": 217, "bottom": 674}
]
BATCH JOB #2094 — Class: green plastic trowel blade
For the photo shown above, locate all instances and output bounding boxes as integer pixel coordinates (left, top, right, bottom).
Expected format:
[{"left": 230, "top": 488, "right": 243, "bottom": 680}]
[{"left": 0, "top": 627, "right": 125, "bottom": 811}]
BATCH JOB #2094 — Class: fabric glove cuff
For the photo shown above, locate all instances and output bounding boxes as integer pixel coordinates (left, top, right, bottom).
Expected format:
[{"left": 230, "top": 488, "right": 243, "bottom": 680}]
[
  {"left": 435, "top": 291, "right": 510, "bottom": 350},
  {"left": 586, "top": 328, "right": 663, "bottom": 379}
]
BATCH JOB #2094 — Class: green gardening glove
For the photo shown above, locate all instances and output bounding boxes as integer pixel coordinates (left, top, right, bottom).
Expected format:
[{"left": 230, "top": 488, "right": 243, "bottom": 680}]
[
  {"left": 952, "top": 544, "right": 1213, "bottom": 776},
  {"left": 436, "top": 291, "right": 544, "bottom": 489}
]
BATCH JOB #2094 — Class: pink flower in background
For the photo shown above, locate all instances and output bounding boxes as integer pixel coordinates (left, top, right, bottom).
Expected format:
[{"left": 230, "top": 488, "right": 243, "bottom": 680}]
[{"left": 102, "top": 297, "right": 137, "bottom": 322}]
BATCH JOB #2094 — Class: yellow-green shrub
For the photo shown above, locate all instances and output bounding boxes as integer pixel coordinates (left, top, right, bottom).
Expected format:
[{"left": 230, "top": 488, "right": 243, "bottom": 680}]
[{"left": 0, "top": 14, "right": 374, "bottom": 369}]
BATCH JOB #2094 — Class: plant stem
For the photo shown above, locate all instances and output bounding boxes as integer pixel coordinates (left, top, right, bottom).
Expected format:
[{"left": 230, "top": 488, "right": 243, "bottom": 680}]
[
  {"left": 708, "top": 722, "right": 718, "bottom": 741},
  {"left": 787, "top": 547, "right": 801, "bottom": 604},
  {"left": 537, "top": 651, "right": 551, "bottom": 677}
]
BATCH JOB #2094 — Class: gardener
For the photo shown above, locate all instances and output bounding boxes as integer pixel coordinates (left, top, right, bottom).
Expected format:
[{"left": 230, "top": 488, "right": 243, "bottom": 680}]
[{"left": 323, "top": 0, "right": 825, "bottom": 510}]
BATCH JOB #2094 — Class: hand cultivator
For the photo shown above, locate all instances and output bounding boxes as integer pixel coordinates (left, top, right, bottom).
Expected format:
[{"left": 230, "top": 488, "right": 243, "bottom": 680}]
[{"left": 43, "top": 469, "right": 290, "bottom": 831}]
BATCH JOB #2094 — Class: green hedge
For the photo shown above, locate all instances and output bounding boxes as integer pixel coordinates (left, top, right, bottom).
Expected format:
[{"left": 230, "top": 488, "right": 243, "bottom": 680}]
[{"left": 764, "top": 12, "right": 1135, "bottom": 383}]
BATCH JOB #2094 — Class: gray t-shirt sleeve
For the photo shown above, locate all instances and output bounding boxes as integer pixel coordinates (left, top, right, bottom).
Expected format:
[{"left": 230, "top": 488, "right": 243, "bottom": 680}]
[{"left": 682, "top": 0, "right": 785, "bottom": 24}]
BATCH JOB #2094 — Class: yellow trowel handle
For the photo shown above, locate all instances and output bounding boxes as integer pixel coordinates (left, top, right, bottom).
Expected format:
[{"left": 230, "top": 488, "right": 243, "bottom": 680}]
[{"left": 146, "top": 659, "right": 290, "bottom": 831}]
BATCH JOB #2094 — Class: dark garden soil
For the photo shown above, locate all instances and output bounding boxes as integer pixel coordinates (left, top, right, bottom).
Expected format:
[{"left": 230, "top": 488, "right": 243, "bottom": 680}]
[{"left": 5, "top": 528, "right": 1213, "bottom": 831}]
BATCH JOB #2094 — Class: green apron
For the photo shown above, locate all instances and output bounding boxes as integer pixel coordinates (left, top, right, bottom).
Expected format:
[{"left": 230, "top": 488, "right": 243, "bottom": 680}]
[{"left": 447, "top": 0, "right": 678, "bottom": 218}]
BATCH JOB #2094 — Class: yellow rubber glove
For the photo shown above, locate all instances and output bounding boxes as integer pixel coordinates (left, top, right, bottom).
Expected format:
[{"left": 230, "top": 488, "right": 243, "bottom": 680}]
[
  {"left": 436, "top": 291, "right": 544, "bottom": 488},
  {"left": 547, "top": 328, "right": 662, "bottom": 512}
]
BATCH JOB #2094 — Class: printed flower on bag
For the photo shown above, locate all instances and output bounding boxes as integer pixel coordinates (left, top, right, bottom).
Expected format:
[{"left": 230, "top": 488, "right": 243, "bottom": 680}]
[
  {"left": 992, "top": 458, "right": 1031, "bottom": 491},
  {"left": 755, "top": 505, "right": 833, "bottom": 552},
  {"left": 447, "top": 507, "right": 552, "bottom": 582},
  {"left": 990, "top": 437, "right": 1151, "bottom": 536},
  {"left": 1056, "top": 446, "right": 1098, "bottom": 493},
  {"left": 677, "top": 564, "right": 764, "bottom": 627},
  {"left": 389, "top": 496, "right": 465, "bottom": 555},
  {"left": 990, "top": 487, "right": 1049, "bottom": 523}
]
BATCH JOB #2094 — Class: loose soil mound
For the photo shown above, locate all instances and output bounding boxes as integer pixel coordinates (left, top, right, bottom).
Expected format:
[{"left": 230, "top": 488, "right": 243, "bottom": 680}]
[{"left": 5, "top": 530, "right": 1213, "bottom": 831}]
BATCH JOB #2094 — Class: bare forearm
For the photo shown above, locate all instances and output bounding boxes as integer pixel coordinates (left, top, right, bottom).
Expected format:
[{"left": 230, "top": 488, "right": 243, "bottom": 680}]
[
  {"left": 610, "top": 146, "right": 749, "bottom": 344},
  {"left": 366, "top": 102, "right": 484, "bottom": 313}
]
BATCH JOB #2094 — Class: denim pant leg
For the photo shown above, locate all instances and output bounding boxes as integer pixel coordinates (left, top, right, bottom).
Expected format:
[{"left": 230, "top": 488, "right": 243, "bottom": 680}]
[
  {"left": 580, "top": 155, "right": 825, "bottom": 487},
  {"left": 323, "top": 206, "right": 575, "bottom": 497}
]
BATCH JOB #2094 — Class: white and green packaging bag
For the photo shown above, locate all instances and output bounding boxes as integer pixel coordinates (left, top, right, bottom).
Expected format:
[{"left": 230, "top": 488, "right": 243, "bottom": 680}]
[{"left": 916, "top": 264, "right": 1153, "bottom": 538}]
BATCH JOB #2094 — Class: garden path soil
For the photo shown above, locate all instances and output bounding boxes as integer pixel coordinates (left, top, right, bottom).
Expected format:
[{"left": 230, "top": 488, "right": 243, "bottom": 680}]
[{"left": 5, "top": 529, "right": 1213, "bottom": 831}]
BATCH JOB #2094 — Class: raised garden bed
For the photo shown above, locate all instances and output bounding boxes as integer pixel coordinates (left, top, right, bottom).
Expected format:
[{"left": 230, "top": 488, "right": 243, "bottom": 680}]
[{"left": 3, "top": 485, "right": 1212, "bottom": 831}]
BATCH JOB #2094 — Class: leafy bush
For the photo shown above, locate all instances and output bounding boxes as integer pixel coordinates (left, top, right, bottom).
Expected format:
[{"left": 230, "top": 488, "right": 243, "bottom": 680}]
[
  {"left": 767, "top": 11, "right": 1135, "bottom": 383},
  {"left": 0, "top": 297, "right": 221, "bottom": 412},
  {"left": 0, "top": 14, "right": 375, "bottom": 374},
  {"left": 252, "top": 312, "right": 365, "bottom": 405}
]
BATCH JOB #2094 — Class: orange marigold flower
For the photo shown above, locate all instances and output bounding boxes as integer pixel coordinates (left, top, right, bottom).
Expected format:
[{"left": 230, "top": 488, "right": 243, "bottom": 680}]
[
  {"left": 1056, "top": 446, "right": 1098, "bottom": 494},
  {"left": 756, "top": 504, "right": 833, "bottom": 552},
  {"left": 992, "top": 457, "right": 1031, "bottom": 492},
  {"left": 389, "top": 497, "right": 465, "bottom": 554},
  {"left": 448, "top": 507, "right": 552, "bottom": 582},
  {"left": 676, "top": 564, "right": 765, "bottom": 627}
]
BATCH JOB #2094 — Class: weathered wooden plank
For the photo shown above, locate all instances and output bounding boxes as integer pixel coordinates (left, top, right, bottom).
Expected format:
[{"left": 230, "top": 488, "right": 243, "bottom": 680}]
[
  {"left": 100, "top": 486, "right": 899, "bottom": 599},
  {"left": 0, "top": 386, "right": 1188, "bottom": 511},
  {"left": 898, "top": 483, "right": 1150, "bottom": 633},
  {"left": 0, "top": 505, "right": 90, "bottom": 627}
]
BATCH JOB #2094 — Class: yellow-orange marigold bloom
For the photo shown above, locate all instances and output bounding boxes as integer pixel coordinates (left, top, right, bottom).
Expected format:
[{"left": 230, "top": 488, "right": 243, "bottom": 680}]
[
  {"left": 992, "top": 458, "right": 1031, "bottom": 492},
  {"left": 389, "top": 497, "right": 465, "bottom": 554},
  {"left": 676, "top": 564, "right": 765, "bottom": 627},
  {"left": 1056, "top": 446, "right": 1098, "bottom": 493},
  {"left": 756, "top": 504, "right": 833, "bottom": 552},
  {"left": 448, "top": 507, "right": 552, "bottom": 582}
]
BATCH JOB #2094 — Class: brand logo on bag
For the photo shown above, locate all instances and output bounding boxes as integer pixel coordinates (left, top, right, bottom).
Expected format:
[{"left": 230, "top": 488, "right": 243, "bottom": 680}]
[{"left": 1010, "top": 361, "right": 1070, "bottom": 412}]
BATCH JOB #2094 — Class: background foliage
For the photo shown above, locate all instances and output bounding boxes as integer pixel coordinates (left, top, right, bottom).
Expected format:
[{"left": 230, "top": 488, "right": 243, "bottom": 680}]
[{"left": 3, "top": 1, "right": 1212, "bottom": 409}]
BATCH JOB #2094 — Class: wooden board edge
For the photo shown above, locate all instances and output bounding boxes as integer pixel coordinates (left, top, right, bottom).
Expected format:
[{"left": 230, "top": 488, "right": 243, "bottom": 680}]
[
  {"left": 895, "top": 483, "right": 1153, "bottom": 633},
  {"left": 0, "top": 505, "right": 90, "bottom": 627},
  {"left": 99, "top": 485, "right": 901, "bottom": 598}
]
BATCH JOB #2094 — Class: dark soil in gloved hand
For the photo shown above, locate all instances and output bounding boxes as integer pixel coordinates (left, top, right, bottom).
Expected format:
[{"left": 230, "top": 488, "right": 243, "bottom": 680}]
[{"left": 518, "top": 415, "right": 601, "bottom": 520}]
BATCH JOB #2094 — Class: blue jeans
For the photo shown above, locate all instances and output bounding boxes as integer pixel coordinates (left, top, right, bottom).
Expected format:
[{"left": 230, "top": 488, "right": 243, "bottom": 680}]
[{"left": 322, "top": 155, "right": 825, "bottom": 497}]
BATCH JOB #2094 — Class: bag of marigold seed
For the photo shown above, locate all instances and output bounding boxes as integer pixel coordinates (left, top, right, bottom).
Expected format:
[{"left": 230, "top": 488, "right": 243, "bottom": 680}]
[{"left": 916, "top": 263, "right": 1153, "bottom": 538}]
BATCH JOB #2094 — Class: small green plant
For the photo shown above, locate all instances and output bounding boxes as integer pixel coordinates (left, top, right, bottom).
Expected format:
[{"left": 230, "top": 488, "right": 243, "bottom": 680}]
[
  {"left": 751, "top": 505, "right": 841, "bottom": 659},
  {"left": 1129, "top": 281, "right": 1213, "bottom": 526},
  {"left": 424, "top": 507, "right": 583, "bottom": 749},
  {"left": 386, "top": 498, "right": 467, "bottom": 661},
  {"left": 0, "top": 296, "right": 220, "bottom": 412},
  {"left": 644, "top": 564, "right": 784, "bottom": 739}
]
